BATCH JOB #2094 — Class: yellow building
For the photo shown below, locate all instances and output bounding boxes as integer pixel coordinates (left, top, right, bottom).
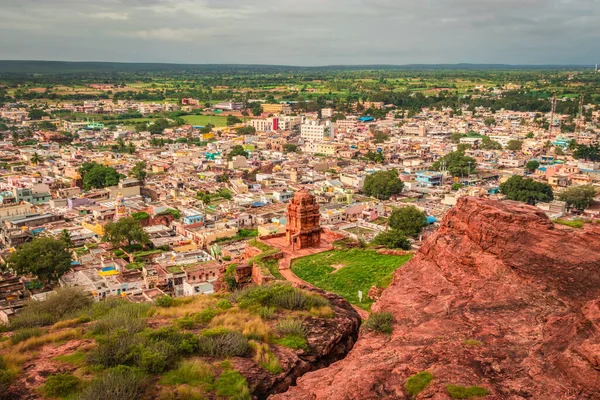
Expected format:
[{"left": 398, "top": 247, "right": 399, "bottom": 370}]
[{"left": 82, "top": 220, "right": 105, "bottom": 236}]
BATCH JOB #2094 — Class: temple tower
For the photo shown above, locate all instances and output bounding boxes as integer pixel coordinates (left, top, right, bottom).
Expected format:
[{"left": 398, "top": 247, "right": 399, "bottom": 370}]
[
  {"left": 286, "top": 189, "right": 322, "bottom": 250},
  {"left": 114, "top": 192, "right": 128, "bottom": 221}
]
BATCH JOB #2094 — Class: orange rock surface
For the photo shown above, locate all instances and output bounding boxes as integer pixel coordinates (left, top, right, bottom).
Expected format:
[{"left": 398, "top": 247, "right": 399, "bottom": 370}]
[{"left": 272, "top": 197, "right": 600, "bottom": 400}]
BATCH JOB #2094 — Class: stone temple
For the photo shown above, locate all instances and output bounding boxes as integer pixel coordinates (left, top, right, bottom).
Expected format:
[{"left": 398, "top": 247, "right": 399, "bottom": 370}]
[{"left": 286, "top": 189, "right": 322, "bottom": 250}]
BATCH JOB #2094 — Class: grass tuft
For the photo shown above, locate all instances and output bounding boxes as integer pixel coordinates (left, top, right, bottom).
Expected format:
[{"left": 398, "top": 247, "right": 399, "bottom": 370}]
[
  {"left": 405, "top": 371, "right": 433, "bottom": 396},
  {"left": 363, "top": 312, "right": 395, "bottom": 334},
  {"left": 447, "top": 384, "right": 490, "bottom": 399}
]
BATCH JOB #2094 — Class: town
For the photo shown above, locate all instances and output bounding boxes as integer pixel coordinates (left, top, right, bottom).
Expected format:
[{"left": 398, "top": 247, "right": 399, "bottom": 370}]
[{"left": 0, "top": 64, "right": 598, "bottom": 399}]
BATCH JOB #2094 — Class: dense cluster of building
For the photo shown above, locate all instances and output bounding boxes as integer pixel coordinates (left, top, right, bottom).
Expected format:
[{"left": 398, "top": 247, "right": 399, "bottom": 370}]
[{"left": 0, "top": 90, "right": 598, "bottom": 324}]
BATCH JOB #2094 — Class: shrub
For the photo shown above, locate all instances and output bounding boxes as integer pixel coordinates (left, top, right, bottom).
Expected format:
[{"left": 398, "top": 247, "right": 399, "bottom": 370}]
[
  {"left": 88, "top": 329, "right": 141, "bottom": 367},
  {"left": 159, "top": 359, "right": 214, "bottom": 387},
  {"left": 216, "top": 299, "right": 232, "bottom": 310},
  {"left": 134, "top": 340, "right": 178, "bottom": 373},
  {"left": 90, "top": 302, "right": 151, "bottom": 336},
  {"left": 233, "top": 283, "right": 328, "bottom": 311},
  {"left": 197, "top": 327, "right": 249, "bottom": 357},
  {"left": 194, "top": 308, "right": 220, "bottom": 324},
  {"left": 363, "top": 312, "right": 395, "bottom": 334},
  {"left": 210, "top": 312, "right": 271, "bottom": 342},
  {"left": 274, "top": 335, "right": 307, "bottom": 350},
  {"left": 156, "top": 295, "right": 179, "bottom": 308},
  {"left": 214, "top": 369, "right": 251, "bottom": 400},
  {"left": 10, "top": 287, "right": 93, "bottom": 329},
  {"left": 142, "top": 326, "right": 200, "bottom": 355},
  {"left": 309, "top": 306, "right": 334, "bottom": 318},
  {"left": 78, "top": 366, "right": 147, "bottom": 400},
  {"left": 250, "top": 341, "right": 282, "bottom": 374},
  {"left": 40, "top": 373, "right": 81, "bottom": 398},
  {"left": 276, "top": 319, "right": 305, "bottom": 337},
  {"left": 258, "top": 306, "right": 275, "bottom": 320},
  {"left": 10, "top": 327, "right": 43, "bottom": 344},
  {"left": 405, "top": 371, "right": 433, "bottom": 396},
  {"left": 176, "top": 316, "right": 196, "bottom": 330},
  {"left": 447, "top": 385, "right": 490, "bottom": 399},
  {"left": 0, "top": 357, "right": 14, "bottom": 400}
]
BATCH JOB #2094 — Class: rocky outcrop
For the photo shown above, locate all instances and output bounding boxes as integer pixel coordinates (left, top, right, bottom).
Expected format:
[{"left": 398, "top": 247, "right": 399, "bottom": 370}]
[
  {"left": 272, "top": 197, "right": 600, "bottom": 400},
  {"left": 239, "top": 287, "right": 361, "bottom": 399}
]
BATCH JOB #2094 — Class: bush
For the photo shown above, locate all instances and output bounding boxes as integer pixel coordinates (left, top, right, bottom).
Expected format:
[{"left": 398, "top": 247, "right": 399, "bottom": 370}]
[
  {"left": 0, "top": 357, "right": 14, "bottom": 400},
  {"left": 309, "top": 306, "right": 334, "bottom": 318},
  {"left": 214, "top": 369, "right": 251, "bottom": 400},
  {"left": 134, "top": 340, "right": 178, "bottom": 373},
  {"left": 250, "top": 341, "right": 282, "bottom": 374},
  {"left": 10, "top": 287, "right": 93, "bottom": 329},
  {"left": 276, "top": 319, "right": 305, "bottom": 337},
  {"left": 234, "top": 283, "right": 328, "bottom": 311},
  {"left": 156, "top": 296, "right": 178, "bottom": 308},
  {"left": 258, "top": 306, "right": 275, "bottom": 320},
  {"left": 446, "top": 384, "right": 490, "bottom": 399},
  {"left": 160, "top": 359, "right": 214, "bottom": 387},
  {"left": 142, "top": 326, "right": 200, "bottom": 355},
  {"left": 78, "top": 366, "right": 147, "bottom": 400},
  {"left": 363, "top": 312, "right": 395, "bottom": 334},
  {"left": 90, "top": 302, "right": 151, "bottom": 336},
  {"left": 194, "top": 308, "right": 220, "bottom": 324},
  {"left": 88, "top": 329, "right": 141, "bottom": 367},
  {"left": 216, "top": 299, "right": 232, "bottom": 310},
  {"left": 11, "top": 327, "right": 43, "bottom": 344},
  {"left": 405, "top": 371, "right": 433, "bottom": 396},
  {"left": 197, "top": 327, "right": 249, "bottom": 357},
  {"left": 40, "top": 373, "right": 81, "bottom": 398},
  {"left": 371, "top": 229, "right": 411, "bottom": 250}
]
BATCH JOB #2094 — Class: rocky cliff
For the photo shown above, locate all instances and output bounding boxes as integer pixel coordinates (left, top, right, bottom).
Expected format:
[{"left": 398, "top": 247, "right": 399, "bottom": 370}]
[{"left": 272, "top": 197, "right": 600, "bottom": 400}]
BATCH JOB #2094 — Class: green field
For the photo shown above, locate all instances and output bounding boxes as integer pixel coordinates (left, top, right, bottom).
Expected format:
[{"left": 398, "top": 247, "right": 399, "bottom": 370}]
[
  {"left": 182, "top": 115, "right": 228, "bottom": 127},
  {"left": 291, "top": 248, "right": 412, "bottom": 311}
]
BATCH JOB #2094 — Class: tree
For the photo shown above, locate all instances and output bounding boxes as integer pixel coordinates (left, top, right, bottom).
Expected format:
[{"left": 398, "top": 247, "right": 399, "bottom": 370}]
[
  {"left": 559, "top": 185, "right": 597, "bottom": 211},
  {"left": 525, "top": 160, "right": 540, "bottom": 172},
  {"left": 388, "top": 206, "right": 428, "bottom": 237},
  {"left": 60, "top": 229, "right": 73, "bottom": 248},
  {"left": 149, "top": 118, "right": 170, "bottom": 135},
  {"left": 526, "top": 132, "right": 535, "bottom": 139},
  {"left": 227, "top": 145, "right": 248, "bottom": 161},
  {"left": 196, "top": 191, "right": 211, "bottom": 205},
  {"left": 451, "top": 182, "right": 464, "bottom": 191},
  {"left": 103, "top": 218, "right": 150, "bottom": 248},
  {"left": 6, "top": 238, "right": 72, "bottom": 284},
  {"left": 480, "top": 136, "right": 502, "bottom": 150},
  {"left": 38, "top": 121, "right": 56, "bottom": 131},
  {"left": 506, "top": 140, "right": 523, "bottom": 151},
  {"left": 432, "top": 151, "right": 477, "bottom": 177},
  {"left": 499, "top": 175, "right": 553, "bottom": 205},
  {"left": 126, "top": 142, "right": 136, "bottom": 155},
  {"left": 373, "top": 131, "right": 389, "bottom": 144},
  {"left": 371, "top": 230, "right": 410, "bottom": 250},
  {"left": 573, "top": 144, "right": 600, "bottom": 161},
  {"left": 483, "top": 117, "right": 496, "bottom": 126},
  {"left": 30, "top": 152, "right": 42, "bottom": 165},
  {"left": 79, "top": 162, "right": 121, "bottom": 190},
  {"left": 130, "top": 161, "right": 147, "bottom": 183},
  {"left": 235, "top": 126, "right": 256, "bottom": 135},
  {"left": 363, "top": 170, "right": 404, "bottom": 200},
  {"left": 283, "top": 144, "right": 298, "bottom": 153},
  {"left": 226, "top": 116, "right": 242, "bottom": 126}
]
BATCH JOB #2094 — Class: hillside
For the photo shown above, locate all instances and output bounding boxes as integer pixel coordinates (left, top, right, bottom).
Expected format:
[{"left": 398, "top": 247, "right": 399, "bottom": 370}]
[
  {"left": 273, "top": 197, "right": 600, "bottom": 399},
  {"left": 0, "top": 283, "right": 360, "bottom": 399}
]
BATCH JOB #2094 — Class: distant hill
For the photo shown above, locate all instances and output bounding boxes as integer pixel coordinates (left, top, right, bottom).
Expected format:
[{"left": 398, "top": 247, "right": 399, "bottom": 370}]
[{"left": 0, "top": 60, "right": 590, "bottom": 75}]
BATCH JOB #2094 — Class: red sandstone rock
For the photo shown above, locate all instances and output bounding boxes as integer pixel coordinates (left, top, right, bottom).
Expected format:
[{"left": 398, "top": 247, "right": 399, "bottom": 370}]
[{"left": 272, "top": 197, "right": 600, "bottom": 400}]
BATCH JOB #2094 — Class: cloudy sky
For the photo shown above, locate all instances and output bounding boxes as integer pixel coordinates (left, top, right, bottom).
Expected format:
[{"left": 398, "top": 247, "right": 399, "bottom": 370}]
[{"left": 1, "top": 0, "right": 598, "bottom": 65}]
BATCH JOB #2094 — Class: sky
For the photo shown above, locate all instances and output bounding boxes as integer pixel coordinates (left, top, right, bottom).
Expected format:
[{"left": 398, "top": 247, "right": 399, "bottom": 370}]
[{"left": 1, "top": 0, "right": 599, "bottom": 66}]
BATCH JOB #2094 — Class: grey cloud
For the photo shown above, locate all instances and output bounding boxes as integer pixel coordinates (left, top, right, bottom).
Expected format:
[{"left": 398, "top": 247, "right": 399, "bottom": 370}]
[{"left": 0, "top": 0, "right": 598, "bottom": 65}]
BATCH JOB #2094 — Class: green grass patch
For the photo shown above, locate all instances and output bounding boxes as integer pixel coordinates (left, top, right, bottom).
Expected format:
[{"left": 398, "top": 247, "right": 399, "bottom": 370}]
[
  {"left": 405, "top": 371, "right": 433, "bottom": 396},
  {"left": 159, "top": 359, "right": 214, "bottom": 387},
  {"left": 40, "top": 373, "right": 81, "bottom": 398},
  {"left": 291, "top": 249, "right": 411, "bottom": 310},
  {"left": 553, "top": 219, "right": 584, "bottom": 229},
  {"left": 447, "top": 384, "right": 490, "bottom": 399},
  {"left": 363, "top": 312, "right": 395, "bottom": 334},
  {"left": 55, "top": 351, "right": 88, "bottom": 366},
  {"left": 214, "top": 368, "right": 251, "bottom": 399},
  {"left": 462, "top": 339, "right": 483, "bottom": 346},
  {"left": 274, "top": 335, "right": 307, "bottom": 350},
  {"left": 182, "top": 115, "right": 228, "bottom": 127}
]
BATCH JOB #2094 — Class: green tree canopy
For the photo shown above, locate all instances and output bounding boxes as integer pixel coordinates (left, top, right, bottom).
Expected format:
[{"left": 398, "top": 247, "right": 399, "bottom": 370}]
[
  {"left": 227, "top": 145, "right": 248, "bottom": 161},
  {"left": 558, "top": 185, "right": 597, "bottom": 211},
  {"left": 6, "top": 238, "right": 72, "bottom": 284},
  {"left": 149, "top": 118, "right": 170, "bottom": 135},
  {"left": 283, "top": 144, "right": 299, "bottom": 153},
  {"left": 526, "top": 160, "right": 540, "bottom": 172},
  {"left": 363, "top": 170, "right": 404, "bottom": 200},
  {"left": 480, "top": 136, "right": 502, "bottom": 150},
  {"left": 130, "top": 161, "right": 147, "bottom": 183},
  {"left": 506, "top": 140, "right": 523, "bottom": 151},
  {"left": 500, "top": 175, "right": 554, "bottom": 205},
  {"left": 388, "top": 206, "right": 428, "bottom": 237},
  {"left": 371, "top": 230, "right": 411, "bottom": 250},
  {"left": 573, "top": 144, "right": 600, "bottom": 161},
  {"left": 79, "top": 162, "right": 121, "bottom": 190},
  {"left": 103, "top": 218, "right": 150, "bottom": 248},
  {"left": 432, "top": 151, "right": 477, "bottom": 177},
  {"left": 226, "top": 115, "right": 242, "bottom": 126}
]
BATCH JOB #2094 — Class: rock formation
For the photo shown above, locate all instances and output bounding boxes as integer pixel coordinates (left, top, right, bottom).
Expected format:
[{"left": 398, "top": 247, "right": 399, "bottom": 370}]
[{"left": 272, "top": 197, "right": 600, "bottom": 400}]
